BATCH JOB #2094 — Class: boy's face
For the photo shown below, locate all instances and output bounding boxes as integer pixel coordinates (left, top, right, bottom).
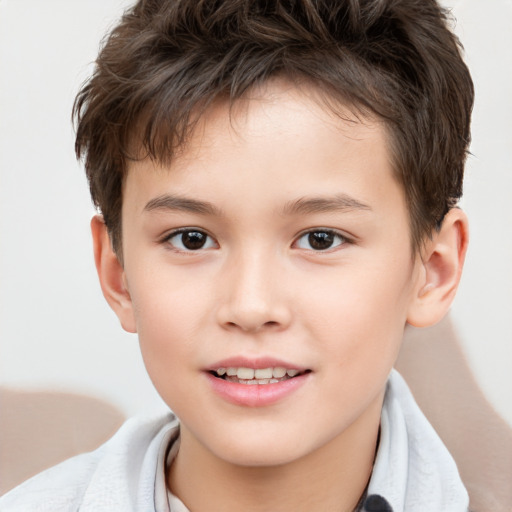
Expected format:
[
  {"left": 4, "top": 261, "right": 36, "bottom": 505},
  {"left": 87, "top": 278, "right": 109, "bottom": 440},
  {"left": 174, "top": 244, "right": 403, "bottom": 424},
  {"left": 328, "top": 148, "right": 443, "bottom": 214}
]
[{"left": 117, "top": 81, "right": 424, "bottom": 466}]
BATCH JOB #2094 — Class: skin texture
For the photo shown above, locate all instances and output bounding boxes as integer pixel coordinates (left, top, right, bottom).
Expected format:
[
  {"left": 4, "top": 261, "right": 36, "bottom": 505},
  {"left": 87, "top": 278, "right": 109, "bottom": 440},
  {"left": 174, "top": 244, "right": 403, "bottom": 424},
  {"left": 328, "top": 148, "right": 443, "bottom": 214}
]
[{"left": 92, "top": 80, "right": 468, "bottom": 512}]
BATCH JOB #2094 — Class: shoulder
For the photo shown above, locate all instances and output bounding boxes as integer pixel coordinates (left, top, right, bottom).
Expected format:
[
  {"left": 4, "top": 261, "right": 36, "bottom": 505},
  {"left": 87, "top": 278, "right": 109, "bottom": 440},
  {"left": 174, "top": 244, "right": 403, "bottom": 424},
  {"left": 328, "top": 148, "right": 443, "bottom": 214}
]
[
  {"left": 0, "top": 449, "right": 103, "bottom": 512},
  {"left": 365, "top": 370, "right": 469, "bottom": 511},
  {"left": 0, "top": 412, "right": 178, "bottom": 512},
  {"left": 0, "top": 443, "right": 111, "bottom": 512}
]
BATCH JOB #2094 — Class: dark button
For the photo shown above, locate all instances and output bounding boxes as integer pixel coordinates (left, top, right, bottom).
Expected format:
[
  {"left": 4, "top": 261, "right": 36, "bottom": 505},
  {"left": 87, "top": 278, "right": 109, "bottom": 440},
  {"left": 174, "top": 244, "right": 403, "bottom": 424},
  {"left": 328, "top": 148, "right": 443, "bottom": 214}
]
[{"left": 363, "top": 494, "right": 393, "bottom": 512}]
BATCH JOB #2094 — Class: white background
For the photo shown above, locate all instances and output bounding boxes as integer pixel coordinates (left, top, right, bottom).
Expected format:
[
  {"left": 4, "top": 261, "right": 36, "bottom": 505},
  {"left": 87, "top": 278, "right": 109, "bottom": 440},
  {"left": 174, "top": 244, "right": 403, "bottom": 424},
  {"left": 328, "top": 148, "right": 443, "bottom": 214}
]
[{"left": 1, "top": 0, "right": 511, "bottom": 424}]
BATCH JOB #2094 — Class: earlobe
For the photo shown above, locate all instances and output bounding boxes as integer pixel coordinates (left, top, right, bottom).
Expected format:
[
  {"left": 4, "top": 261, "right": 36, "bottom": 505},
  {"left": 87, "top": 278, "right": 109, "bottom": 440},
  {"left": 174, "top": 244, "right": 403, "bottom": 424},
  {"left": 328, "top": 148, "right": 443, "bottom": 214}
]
[
  {"left": 91, "top": 215, "right": 137, "bottom": 333},
  {"left": 407, "top": 209, "right": 469, "bottom": 328}
]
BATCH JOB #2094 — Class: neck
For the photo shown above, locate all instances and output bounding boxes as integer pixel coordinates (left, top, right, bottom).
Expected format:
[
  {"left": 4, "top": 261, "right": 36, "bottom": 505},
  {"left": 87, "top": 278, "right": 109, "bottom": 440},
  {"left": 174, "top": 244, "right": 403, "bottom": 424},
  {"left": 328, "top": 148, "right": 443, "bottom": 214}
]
[{"left": 168, "top": 395, "right": 382, "bottom": 512}]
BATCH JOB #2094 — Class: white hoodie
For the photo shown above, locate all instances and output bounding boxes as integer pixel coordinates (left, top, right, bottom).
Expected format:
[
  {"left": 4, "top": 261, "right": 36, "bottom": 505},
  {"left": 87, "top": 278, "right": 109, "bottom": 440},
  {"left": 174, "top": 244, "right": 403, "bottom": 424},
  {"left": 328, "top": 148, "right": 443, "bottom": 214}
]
[{"left": 0, "top": 371, "right": 469, "bottom": 511}]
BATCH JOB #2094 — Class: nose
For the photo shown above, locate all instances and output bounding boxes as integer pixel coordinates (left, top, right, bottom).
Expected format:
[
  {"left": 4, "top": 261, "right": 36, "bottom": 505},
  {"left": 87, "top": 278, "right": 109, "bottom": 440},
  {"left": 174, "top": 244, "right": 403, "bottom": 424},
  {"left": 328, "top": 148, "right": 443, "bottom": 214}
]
[{"left": 216, "top": 250, "right": 292, "bottom": 333}]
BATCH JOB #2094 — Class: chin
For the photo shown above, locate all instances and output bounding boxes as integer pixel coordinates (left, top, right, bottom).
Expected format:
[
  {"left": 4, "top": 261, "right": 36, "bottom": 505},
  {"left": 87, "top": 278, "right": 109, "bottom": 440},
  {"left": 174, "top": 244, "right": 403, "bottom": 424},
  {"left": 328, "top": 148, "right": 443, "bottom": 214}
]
[
  {"left": 206, "top": 428, "right": 313, "bottom": 468},
  {"left": 221, "top": 447, "right": 300, "bottom": 468}
]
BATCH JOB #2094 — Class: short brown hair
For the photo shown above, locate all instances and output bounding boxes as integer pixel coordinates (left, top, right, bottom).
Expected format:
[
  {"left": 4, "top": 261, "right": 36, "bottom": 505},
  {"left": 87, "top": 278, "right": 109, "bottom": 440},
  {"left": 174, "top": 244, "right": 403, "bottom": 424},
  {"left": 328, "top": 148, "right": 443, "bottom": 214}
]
[{"left": 74, "top": 0, "right": 474, "bottom": 255}]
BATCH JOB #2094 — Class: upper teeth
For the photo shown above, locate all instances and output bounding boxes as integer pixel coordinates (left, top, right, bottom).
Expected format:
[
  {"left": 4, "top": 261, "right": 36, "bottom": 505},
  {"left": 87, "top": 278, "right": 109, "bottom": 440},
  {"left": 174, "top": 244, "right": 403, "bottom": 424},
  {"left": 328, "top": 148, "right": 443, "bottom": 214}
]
[{"left": 216, "top": 367, "right": 300, "bottom": 379}]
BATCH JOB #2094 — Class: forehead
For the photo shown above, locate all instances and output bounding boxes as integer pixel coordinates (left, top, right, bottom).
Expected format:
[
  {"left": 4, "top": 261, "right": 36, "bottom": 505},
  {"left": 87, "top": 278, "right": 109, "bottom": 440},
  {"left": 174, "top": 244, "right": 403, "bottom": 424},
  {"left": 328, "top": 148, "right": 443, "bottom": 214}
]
[
  {"left": 123, "top": 79, "right": 403, "bottom": 225},
  {"left": 178, "top": 80, "right": 386, "bottom": 163}
]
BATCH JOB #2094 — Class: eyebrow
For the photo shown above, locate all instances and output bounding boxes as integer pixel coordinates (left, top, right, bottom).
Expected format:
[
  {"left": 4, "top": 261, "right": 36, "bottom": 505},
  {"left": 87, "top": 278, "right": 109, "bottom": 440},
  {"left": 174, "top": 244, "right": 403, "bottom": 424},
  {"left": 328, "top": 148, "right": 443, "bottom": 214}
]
[
  {"left": 143, "top": 194, "right": 222, "bottom": 216},
  {"left": 143, "top": 193, "right": 371, "bottom": 217},
  {"left": 282, "top": 194, "right": 372, "bottom": 215}
]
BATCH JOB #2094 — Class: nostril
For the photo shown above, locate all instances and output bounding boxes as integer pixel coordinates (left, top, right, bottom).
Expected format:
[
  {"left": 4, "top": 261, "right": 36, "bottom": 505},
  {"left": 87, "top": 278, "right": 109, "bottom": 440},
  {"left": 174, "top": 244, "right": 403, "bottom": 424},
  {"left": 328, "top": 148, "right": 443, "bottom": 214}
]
[{"left": 223, "top": 319, "right": 281, "bottom": 332}]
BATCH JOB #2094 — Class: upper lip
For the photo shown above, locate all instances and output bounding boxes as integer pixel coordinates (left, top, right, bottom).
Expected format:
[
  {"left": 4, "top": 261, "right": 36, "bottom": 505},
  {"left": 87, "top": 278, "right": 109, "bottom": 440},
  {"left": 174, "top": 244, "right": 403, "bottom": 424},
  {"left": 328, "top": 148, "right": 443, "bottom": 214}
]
[{"left": 205, "top": 356, "right": 308, "bottom": 372}]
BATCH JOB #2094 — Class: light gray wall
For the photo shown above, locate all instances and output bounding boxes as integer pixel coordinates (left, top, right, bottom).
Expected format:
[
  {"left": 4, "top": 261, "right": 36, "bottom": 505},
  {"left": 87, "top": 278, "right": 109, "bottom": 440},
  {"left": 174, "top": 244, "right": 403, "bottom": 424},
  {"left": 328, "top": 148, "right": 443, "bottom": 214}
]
[{"left": 1, "top": 0, "right": 511, "bottom": 423}]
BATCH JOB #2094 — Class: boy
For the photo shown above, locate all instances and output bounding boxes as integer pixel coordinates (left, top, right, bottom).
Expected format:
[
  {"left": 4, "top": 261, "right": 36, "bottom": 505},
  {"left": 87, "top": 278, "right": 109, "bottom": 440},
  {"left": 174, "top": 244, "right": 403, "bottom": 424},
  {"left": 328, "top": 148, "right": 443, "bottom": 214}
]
[{"left": 0, "top": 0, "right": 474, "bottom": 510}]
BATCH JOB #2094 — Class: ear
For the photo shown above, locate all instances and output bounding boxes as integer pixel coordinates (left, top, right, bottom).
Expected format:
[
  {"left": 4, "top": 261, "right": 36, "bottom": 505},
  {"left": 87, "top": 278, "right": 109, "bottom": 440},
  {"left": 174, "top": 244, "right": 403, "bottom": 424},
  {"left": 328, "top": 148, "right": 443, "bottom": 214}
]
[
  {"left": 407, "top": 208, "right": 469, "bottom": 328},
  {"left": 91, "top": 215, "right": 137, "bottom": 333}
]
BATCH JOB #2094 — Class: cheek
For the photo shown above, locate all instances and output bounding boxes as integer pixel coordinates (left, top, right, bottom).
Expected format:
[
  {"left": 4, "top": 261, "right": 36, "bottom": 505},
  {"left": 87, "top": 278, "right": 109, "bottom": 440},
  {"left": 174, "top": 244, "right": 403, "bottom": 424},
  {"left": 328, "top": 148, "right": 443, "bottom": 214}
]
[
  {"left": 127, "top": 272, "right": 209, "bottom": 382},
  {"left": 132, "top": 293, "right": 202, "bottom": 411},
  {"left": 303, "top": 257, "right": 415, "bottom": 361},
  {"left": 129, "top": 257, "right": 209, "bottom": 333},
  {"left": 302, "top": 265, "right": 412, "bottom": 422}
]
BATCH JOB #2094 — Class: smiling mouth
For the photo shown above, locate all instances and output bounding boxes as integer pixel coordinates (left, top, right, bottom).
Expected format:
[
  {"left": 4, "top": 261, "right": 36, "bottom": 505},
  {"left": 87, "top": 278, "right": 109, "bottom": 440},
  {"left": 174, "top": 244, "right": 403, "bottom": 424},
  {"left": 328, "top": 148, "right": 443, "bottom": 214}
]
[{"left": 209, "top": 366, "right": 311, "bottom": 385}]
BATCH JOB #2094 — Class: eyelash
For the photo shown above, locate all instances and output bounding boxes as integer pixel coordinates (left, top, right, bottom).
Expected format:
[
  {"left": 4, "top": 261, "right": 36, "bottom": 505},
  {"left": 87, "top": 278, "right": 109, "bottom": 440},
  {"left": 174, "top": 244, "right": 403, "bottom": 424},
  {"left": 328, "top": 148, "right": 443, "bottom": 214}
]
[
  {"left": 161, "top": 228, "right": 217, "bottom": 252},
  {"left": 293, "top": 229, "right": 349, "bottom": 252},
  {"left": 161, "top": 228, "right": 351, "bottom": 253}
]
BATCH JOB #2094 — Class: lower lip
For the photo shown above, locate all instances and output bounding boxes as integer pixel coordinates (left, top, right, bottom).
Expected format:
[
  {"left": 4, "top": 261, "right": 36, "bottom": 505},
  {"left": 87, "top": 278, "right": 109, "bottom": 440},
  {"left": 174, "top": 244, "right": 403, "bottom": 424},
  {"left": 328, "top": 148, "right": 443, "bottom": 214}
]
[{"left": 205, "top": 372, "right": 310, "bottom": 407}]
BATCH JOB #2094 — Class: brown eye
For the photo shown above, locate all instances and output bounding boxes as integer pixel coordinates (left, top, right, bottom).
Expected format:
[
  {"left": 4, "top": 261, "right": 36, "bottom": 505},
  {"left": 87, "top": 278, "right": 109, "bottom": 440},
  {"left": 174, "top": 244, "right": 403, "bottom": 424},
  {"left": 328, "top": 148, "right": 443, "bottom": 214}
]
[
  {"left": 309, "top": 232, "right": 334, "bottom": 250},
  {"left": 296, "top": 230, "right": 345, "bottom": 251},
  {"left": 166, "top": 230, "right": 216, "bottom": 251},
  {"left": 182, "top": 231, "right": 207, "bottom": 249}
]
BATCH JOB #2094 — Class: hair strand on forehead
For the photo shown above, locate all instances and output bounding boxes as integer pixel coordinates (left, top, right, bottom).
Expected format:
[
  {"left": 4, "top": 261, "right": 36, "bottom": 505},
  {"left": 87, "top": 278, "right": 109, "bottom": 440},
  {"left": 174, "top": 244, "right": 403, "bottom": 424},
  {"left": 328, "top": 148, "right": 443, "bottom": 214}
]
[{"left": 73, "top": 0, "right": 474, "bottom": 256}]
